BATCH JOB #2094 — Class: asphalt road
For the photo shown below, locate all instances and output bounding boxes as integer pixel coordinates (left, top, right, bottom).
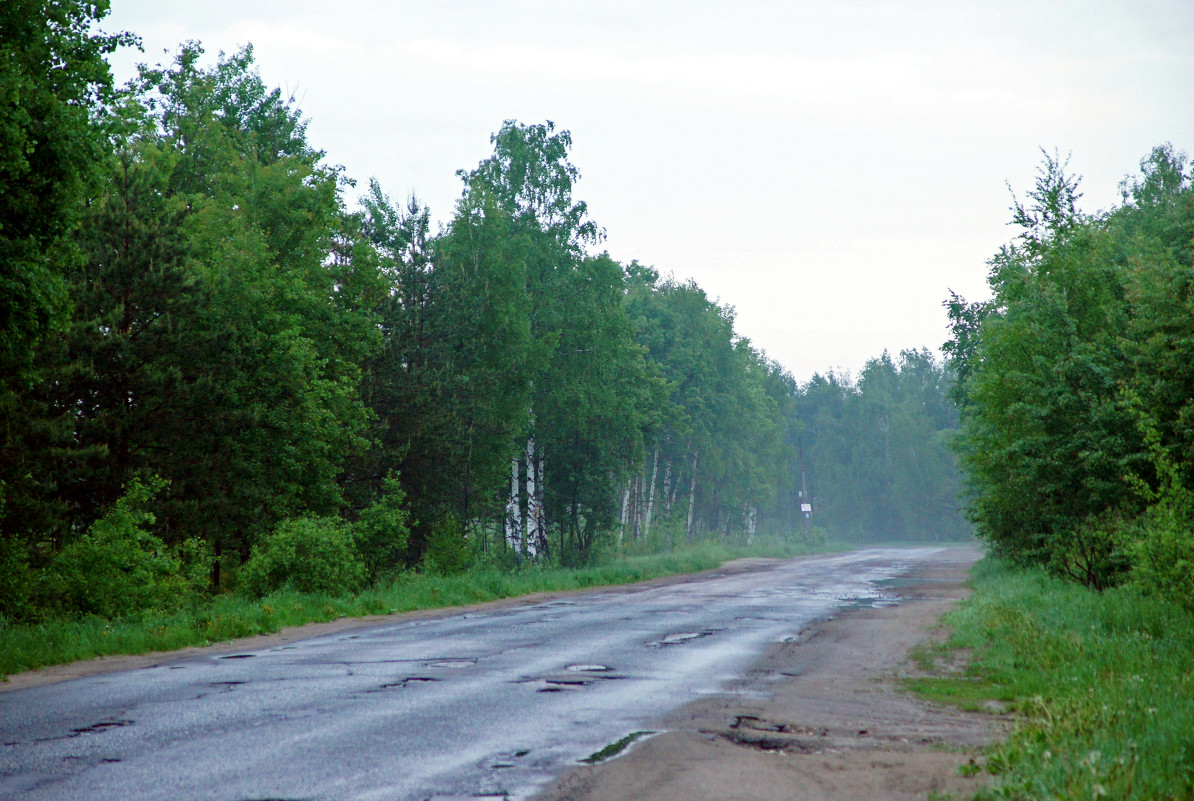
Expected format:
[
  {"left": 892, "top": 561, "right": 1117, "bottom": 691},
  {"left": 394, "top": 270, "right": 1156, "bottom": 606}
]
[{"left": 0, "top": 547, "right": 953, "bottom": 801}]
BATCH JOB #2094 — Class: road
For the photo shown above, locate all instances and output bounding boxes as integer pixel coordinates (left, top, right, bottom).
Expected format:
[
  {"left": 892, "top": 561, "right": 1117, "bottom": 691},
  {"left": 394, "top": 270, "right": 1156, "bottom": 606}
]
[{"left": 0, "top": 547, "right": 952, "bottom": 801}]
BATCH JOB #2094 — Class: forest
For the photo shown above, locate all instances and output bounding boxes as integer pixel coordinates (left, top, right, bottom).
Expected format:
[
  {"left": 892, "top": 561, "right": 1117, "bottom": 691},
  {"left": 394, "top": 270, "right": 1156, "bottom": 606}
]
[
  {"left": 946, "top": 145, "right": 1194, "bottom": 605},
  {"left": 0, "top": 3, "right": 966, "bottom": 623}
]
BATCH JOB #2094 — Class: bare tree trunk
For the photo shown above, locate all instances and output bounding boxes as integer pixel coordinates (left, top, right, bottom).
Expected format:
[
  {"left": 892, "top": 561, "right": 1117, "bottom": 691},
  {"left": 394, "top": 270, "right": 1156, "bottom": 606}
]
[
  {"left": 686, "top": 450, "right": 699, "bottom": 541},
  {"left": 643, "top": 447, "right": 659, "bottom": 542},
  {"left": 746, "top": 504, "right": 757, "bottom": 545}
]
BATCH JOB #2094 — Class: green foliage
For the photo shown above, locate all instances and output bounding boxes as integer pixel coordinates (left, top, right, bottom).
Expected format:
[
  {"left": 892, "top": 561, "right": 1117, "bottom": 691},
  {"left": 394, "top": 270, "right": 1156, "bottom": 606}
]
[
  {"left": 0, "top": 0, "right": 133, "bottom": 372},
  {"left": 38, "top": 478, "right": 210, "bottom": 619},
  {"left": 238, "top": 516, "right": 367, "bottom": 597},
  {"left": 947, "top": 143, "right": 1194, "bottom": 592},
  {"left": 0, "top": 0, "right": 134, "bottom": 551},
  {"left": 353, "top": 472, "right": 412, "bottom": 581},
  {"left": 913, "top": 558, "right": 1194, "bottom": 800},
  {"left": 0, "top": 536, "right": 35, "bottom": 622},
  {"left": 421, "top": 516, "right": 474, "bottom": 575}
]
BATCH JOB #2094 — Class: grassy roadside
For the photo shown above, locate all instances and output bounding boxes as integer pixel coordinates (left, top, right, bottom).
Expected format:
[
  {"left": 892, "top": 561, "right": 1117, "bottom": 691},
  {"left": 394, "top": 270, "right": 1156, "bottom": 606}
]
[
  {"left": 0, "top": 538, "right": 839, "bottom": 680},
  {"left": 906, "top": 557, "right": 1194, "bottom": 800}
]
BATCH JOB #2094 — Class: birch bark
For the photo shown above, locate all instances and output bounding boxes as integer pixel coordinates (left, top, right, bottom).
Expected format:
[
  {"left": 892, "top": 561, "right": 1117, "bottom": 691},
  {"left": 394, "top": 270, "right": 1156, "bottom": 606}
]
[
  {"left": 525, "top": 432, "right": 539, "bottom": 558},
  {"left": 618, "top": 484, "right": 630, "bottom": 546},
  {"left": 505, "top": 455, "right": 521, "bottom": 552},
  {"left": 661, "top": 460, "right": 672, "bottom": 513},
  {"left": 686, "top": 450, "right": 699, "bottom": 541},
  {"left": 643, "top": 447, "right": 659, "bottom": 542}
]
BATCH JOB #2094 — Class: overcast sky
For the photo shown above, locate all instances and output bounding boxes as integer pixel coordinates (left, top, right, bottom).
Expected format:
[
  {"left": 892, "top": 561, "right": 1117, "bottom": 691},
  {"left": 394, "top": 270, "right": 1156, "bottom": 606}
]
[{"left": 103, "top": 0, "right": 1194, "bottom": 382}]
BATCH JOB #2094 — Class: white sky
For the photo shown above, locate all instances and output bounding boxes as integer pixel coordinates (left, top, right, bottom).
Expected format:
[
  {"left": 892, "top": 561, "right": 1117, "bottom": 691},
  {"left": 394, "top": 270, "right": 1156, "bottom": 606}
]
[{"left": 103, "top": 0, "right": 1194, "bottom": 382}]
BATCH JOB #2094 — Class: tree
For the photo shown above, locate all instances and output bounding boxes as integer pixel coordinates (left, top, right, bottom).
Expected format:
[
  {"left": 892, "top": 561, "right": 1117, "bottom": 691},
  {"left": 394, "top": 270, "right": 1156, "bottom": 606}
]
[
  {"left": 947, "top": 147, "right": 1194, "bottom": 587},
  {"left": 0, "top": 0, "right": 134, "bottom": 548}
]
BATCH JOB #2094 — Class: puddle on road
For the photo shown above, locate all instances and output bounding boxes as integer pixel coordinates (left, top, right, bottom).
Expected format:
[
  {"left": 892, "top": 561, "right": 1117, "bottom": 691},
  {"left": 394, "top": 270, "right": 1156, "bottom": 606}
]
[
  {"left": 565, "top": 664, "right": 610, "bottom": 673},
  {"left": 646, "top": 629, "right": 722, "bottom": 647}
]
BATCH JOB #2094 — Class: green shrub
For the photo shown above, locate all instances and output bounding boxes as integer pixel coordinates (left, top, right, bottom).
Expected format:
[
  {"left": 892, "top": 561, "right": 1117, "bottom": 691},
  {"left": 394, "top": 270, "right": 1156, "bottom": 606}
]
[
  {"left": 38, "top": 478, "right": 210, "bottom": 619},
  {"left": 0, "top": 536, "right": 35, "bottom": 622},
  {"left": 239, "top": 515, "right": 366, "bottom": 596},
  {"left": 1128, "top": 496, "right": 1194, "bottom": 611},
  {"left": 421, "top": 515, "right": 473, "bottom": 575},
  {"left": 353, "top": 471, "right": 411, "bottom": 580}
]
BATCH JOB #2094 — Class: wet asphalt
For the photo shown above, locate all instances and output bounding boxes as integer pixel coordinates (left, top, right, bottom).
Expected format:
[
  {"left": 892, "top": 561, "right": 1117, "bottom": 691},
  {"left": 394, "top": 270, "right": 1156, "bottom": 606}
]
[{"left": 0, "top": 547, "right": 949, "bottom": 801}]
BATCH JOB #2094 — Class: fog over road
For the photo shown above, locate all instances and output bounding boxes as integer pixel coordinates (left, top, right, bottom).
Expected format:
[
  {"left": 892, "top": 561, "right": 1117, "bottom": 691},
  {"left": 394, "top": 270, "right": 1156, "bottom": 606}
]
[{"left": 0, "top": 548, "right": 953, "bottom": 801}]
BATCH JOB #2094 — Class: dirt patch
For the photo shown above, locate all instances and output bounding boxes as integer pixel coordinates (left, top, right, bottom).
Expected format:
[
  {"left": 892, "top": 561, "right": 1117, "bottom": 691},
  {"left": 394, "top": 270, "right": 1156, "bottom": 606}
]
[
  {"left": 535, "top": 545, "right": 1004, "bottom": 801},
  {"left": 0, "top": 555, "right": 803, "bottom": 694}
]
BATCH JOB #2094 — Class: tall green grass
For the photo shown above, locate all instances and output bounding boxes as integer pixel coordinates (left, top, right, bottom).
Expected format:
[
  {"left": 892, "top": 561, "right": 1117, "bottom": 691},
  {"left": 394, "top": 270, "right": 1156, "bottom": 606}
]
[
  {"left": 0, "top": 537, "right": 834, "bottom": 680},
  {"left": 908, "top": 558, "right": 1194, "bottom": 800}
]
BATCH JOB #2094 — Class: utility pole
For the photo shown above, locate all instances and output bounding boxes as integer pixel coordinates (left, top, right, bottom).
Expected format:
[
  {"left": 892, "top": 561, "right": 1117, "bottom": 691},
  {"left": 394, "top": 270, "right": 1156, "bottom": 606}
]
[{"left": 798, "top": 434, "right": 812, "bottom": 532}]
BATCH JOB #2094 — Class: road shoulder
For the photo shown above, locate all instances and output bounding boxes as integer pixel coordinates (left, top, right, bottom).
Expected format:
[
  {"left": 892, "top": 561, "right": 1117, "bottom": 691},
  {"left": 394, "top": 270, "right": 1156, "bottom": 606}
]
[{"left": 535, "top": 546, "right": 1002, "bottom": 801}]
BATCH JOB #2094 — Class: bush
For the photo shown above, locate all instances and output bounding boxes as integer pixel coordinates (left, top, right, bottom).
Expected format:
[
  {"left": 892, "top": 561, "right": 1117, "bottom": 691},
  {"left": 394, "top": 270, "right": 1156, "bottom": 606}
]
[
  {"left": 1129, "top": 495, "right": 1194, "bottom": 611},
  {"left": 0, "top": 536, "right": 35, "bottom": 622},
  {"left": 38, "top": 478, "right": 210, "bottom": 619},
  {"left": 239, "top": 516, "right": 366, "bottom": 596},
  {"left": 353, "top": 471, "right": 411, "bottom": 581},
  {"left": 421, "top": 515, "right": 473, "bottom": 575}
]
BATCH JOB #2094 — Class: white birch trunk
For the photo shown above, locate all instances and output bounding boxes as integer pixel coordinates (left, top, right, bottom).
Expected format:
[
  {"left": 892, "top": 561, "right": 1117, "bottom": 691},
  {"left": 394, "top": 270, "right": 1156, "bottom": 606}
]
[
  {"left": 618, "top": 484, "right": 630, "bottom": 546},
  {"left": 643, "top": 447, "right": 659, "bottom": 542},
  {"left": 505, "top": 455, "right": 521, "bottom": 551},
  {"left": 633, "top": 471, "right": 643, "bottom": 540},
  {"left": 686, "top": 450, "right": 699, "bottom": 541},
  {"left": 535, "top": 451, "right": 546, "bottom": 555},
  {"left": 662, "top": 460, "right": 672, "bottom": 513},
  {"left": 525, "top": 433, "right": 538, "bottom": 559},
  {"left": 746, "top": 504, "right": 757, "bottom": 545}
]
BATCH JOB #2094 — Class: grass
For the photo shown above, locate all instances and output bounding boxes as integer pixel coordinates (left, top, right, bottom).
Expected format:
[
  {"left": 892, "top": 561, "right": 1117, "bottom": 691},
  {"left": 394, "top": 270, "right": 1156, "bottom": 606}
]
[
  {"left": 907, "top": 557, "right": 1194, "bottom": 800},
  {"left": 0, "top": 537, "right": 838, "bottom": 680},
  {"left": 582, "top": 731, "right": 655, "bottom": 763}
]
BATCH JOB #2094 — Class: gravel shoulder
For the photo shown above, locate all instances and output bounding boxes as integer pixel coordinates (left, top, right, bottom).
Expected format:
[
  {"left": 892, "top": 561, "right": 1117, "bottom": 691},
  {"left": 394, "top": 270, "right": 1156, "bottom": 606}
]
[{"left": 534, "top": 545, "right": 1002, "bottom": 801}]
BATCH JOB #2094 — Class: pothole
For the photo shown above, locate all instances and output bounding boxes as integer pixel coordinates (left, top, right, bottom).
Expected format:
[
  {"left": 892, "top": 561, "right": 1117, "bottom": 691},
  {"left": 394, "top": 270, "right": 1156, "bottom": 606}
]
[
  {"left": 425, "top": 659, "right": 476, "bottom": 669},
  {"left": 378, "top": 677, "right": 439, "bottom": 689},
  {"left": 70, "top": 720, "right": 133, "bottom": 735},
  {"left": 732, "top": 715, "right": 791, "bottom": 733},
  {"left": 218, "top": 653, "right": 256, "bottom": 660},
  {"left": 528, "top": 678, "right": 587, "bottom": 693},
  {"left": 646, "top": 630, "right": 719, "bottom": 647}
]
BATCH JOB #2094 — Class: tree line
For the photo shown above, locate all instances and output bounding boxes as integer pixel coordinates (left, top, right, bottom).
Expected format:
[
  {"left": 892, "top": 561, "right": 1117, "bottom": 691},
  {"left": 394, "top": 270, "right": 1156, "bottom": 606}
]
[
  {"left": 946, "top": 145, "right": 1194, "bottom": 606},
  {"left": 1, "top": 5, "right": 967, "bottom": 621}
]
